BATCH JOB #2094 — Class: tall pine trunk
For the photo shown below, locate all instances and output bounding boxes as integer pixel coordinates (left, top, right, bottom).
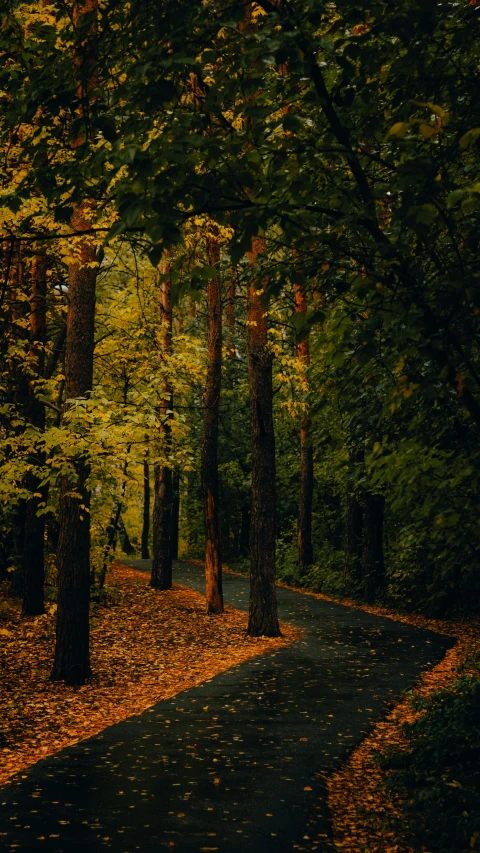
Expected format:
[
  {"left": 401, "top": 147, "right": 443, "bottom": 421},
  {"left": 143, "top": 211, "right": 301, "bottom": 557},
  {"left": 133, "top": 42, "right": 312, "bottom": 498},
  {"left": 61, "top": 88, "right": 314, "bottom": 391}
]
[
  {"left": 52, "top": 0, "right": 98, "bottom": 685},
  {"left": 151, "top": 265, "right": 173, "bottom": 590},
  {"left": 201, "top": 234, "right": 223, "bottom": 614},
  {"left": 294, "top": 283, "right": 314, "bottom": 575},
  {"left": 141, "top": 452, "right": 150, "bottom": 560},
  {"left": 246, "top": 238, "right": 279, "bottom": 637},
  {"left": 52, "top": 205, "right": 96, "bottom": 684},
  {"left": 23, "top": 251, "right": 47, "bottom": 616}
]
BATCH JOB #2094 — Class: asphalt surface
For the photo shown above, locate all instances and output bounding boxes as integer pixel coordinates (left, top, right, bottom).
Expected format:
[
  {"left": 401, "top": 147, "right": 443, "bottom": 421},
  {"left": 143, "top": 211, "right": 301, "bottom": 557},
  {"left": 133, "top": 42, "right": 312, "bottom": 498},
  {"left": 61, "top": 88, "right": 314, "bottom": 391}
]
[{"left": 0, "top": 559, "right": 452, "bottom": 853}]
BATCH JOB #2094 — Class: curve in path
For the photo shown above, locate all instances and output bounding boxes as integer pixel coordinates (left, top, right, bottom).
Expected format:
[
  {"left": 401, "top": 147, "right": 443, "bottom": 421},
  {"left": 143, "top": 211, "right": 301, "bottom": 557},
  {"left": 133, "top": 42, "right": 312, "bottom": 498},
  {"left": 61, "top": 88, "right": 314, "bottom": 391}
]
[{"left": 0, "top": 560, "right": 452, "bottom": 853}]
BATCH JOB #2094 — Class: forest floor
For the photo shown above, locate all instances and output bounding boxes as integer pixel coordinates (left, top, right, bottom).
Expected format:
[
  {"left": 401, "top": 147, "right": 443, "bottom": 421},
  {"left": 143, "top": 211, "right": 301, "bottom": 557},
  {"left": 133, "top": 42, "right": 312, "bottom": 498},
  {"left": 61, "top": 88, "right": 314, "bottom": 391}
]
[
  {"left": 0, "top": 560, "right": 473, "bottom": 853},
  {"left": 321, "top": 603, "right": 480, "bottom": 853},
  {"left": 0, "top": 561, "right": 299, "bottom": 789},
  {"left": 174, "top": 560, "right": 480, "bottom": 852},
  {"left": 0, "top": 559, "right": 450, "bottom": 853}
]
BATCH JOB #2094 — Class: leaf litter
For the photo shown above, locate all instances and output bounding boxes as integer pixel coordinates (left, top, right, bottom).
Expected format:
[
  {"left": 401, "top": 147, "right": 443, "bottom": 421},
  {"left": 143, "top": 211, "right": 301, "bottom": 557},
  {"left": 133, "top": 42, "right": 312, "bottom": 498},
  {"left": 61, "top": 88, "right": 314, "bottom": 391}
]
[
  {"left": 320, "top": 603, "right": 480, "bottom": 853},
  {"left": 0, "top": 561, "right": 300, "bottom": 788}
]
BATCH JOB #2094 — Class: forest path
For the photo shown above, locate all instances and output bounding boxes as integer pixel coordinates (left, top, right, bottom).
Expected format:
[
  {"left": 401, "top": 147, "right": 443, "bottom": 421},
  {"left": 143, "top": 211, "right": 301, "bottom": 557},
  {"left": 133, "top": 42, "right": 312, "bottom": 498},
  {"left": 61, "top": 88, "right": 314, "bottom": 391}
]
[{"left": 1, "top": 560, "right": 451, "bottom": 853}]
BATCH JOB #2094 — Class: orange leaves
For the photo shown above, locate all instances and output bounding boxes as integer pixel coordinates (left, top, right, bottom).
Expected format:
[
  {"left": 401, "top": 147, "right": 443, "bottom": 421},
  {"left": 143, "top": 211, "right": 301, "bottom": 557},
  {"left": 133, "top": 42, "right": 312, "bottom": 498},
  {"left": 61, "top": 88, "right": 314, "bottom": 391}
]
[
  {"left": 326, "top": 615, "right": 480, "bottom": 853},
  {"left": 0, "top": 562, "right": 299, "bottom": 788}
]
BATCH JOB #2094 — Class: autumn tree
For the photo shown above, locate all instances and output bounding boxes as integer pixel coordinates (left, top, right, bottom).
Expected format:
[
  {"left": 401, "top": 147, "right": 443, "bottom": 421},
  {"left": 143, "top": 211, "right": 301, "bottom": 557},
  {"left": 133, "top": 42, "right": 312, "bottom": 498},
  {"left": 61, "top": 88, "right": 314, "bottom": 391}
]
[
  {"left": 22, "top": 251, "right": 48, "bottom": 616},
  {"left": 52, "top": 0, "right": 99, "bottom": 684},
  {"left": 151, "top": 262, "right": 174, "bottom": 591},
  {"left": 246, "top": 240, "right": 280, "bottom": 637},
  {"left": 201, "top": 232, "right": 224, "bottom": 614}
]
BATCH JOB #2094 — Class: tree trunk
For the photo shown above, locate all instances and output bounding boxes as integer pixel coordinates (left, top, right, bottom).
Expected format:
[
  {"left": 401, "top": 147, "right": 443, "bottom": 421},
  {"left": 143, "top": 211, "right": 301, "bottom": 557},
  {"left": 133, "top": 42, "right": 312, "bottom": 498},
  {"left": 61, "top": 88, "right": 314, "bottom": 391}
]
[
  {"left": 23, "top": 251, "right": 47, "bottom": 616},
  {"left": 151, "top": 265, "right": 173, "bottom": 590},
  {"left": 141, "top": 453, "right": 150, "bottom": 559},
  {"left": 226, "top": 278, "right": 236, "bottom": 358},
  {"left": 362, "top": 492, "right": 385, "bottom": 602},
  {"left": 118, "top": 513, "right": 134, "bottom": 555},
  {"left": 171, "top": 470, "right": 180, "bottom": 561},
  {"left": 344, "top": 487, "right": 363, "bottom": 588},
  {"left": 9, "top": 243, "right": 29, "bottom": 596},
  {"left": 246, "top": 238, "right": 279, "bottom": 637},
  {"left": 294, "top": 283, "right": 314, "bottom": 575},
  {"left": 240, "top": 503, "right": 250, "bottom": 557},
  {"left": 52, "top": 206, "right": 96, "bottom": 685},
  {"left": 201, "top": 234, "right": 224, "bottom": 614},
  {"left": 344, "top": 446, "right": 364, "bottom": 590}
]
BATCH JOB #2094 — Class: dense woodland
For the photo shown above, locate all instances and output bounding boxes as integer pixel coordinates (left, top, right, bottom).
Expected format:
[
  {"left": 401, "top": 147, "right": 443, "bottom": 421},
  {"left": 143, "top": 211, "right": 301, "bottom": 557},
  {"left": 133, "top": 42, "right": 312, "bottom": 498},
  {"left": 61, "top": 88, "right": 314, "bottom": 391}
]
[
  {"left": 1, "top": 0, "right": 480, "bottom": 670},
  {"left": 1, "top": 2, "right": 480, "bottom": 850}
]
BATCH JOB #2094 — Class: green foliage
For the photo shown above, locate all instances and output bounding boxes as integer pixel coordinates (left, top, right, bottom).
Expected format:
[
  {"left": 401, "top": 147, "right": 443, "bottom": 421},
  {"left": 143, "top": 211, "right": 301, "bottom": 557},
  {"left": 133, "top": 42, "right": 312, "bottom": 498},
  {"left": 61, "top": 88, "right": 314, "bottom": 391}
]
[
  {"left": 2, "top": 0, "right": 480, "bottom": 616},
  {"left": 382, "top": 668, "right": 480, "bottom": 853}
]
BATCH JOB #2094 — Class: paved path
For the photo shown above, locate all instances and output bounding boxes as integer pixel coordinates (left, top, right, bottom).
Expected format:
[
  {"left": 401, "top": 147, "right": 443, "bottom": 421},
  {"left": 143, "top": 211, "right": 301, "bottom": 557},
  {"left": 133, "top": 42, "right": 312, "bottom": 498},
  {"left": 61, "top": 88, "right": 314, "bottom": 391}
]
[{"left": 0, "top": 560, "right": 452, "bottom": 853}]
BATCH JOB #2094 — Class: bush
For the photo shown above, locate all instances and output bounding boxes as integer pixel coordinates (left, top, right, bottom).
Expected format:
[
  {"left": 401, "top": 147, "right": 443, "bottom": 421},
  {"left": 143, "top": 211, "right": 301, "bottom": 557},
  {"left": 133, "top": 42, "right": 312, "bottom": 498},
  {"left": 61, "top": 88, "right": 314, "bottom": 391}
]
[{"left": 382, "top": 672, "right": 480, "bottom": 852}]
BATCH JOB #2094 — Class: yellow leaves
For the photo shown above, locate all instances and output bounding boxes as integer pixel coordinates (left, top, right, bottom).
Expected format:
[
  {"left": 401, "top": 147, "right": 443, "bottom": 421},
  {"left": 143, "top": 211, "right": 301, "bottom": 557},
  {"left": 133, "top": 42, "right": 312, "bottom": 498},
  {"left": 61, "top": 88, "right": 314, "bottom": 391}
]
[
  {"left": 419, "top": 122, "right": 437, "bottom": 139},
  {"left": 460, "top": 128, "right": 480, "bottom": 149},
  {"left": 412, "top": 101, "right": 448, "bottom": 121},
  {"left": 0, "top": 562, "right": 299, "bottom": 789},
  {"left": 251, "top": 2, "right": 268, "bottom": 19},
  {"left": 387, "top": 104, "right": 449, "bottom": 142},
  {"left": 386, "top": 122, "right": 409, "bottom": 139}
]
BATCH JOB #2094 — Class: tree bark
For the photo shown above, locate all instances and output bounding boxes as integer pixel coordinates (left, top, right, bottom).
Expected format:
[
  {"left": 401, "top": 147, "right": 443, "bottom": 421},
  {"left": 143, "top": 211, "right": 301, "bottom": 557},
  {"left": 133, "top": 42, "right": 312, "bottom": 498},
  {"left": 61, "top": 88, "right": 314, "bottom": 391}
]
[
  {"left": 52, "top": 206, "right": 96, "bottom": 685},
  {"left": 171, "top": 469, "right": 180, "bottom": 561},
  {"left": 246, "top": 238, "right": 279, "bottom": 637},
  {"left": 294, "top": 283, "right": 314, "bottom": 575},
  {"left": 141, "top": 453, "right": 150, "bottom": 560},
  {"left": 344, "top": 486, "right": 363, "bottom": 588},
  {"left": 23, "top": 251, "right": 47, "bottom": 616},
  {"left": 201, "top": 234, "right": 224, "bottom": 614},
  {"left": 240, "top": 503, "right": 250, "bottom": 557},
  {"left": 51, "top": 0, "right": 98, "bottom": 685},
  {"left": 362, "top": 492, "right": 385, "bottom": 602},
  {"left": 226, "top": 278, "right": 236, "bottom": 359},
  {"left": 344, "top": 443, "right": 365, "bottom": 591},
  {"left": 151, "top": 265, "right": 173, "bottom": 590},
  {"left": 9, "top": 243, "right": 29, "bottom": 596}
]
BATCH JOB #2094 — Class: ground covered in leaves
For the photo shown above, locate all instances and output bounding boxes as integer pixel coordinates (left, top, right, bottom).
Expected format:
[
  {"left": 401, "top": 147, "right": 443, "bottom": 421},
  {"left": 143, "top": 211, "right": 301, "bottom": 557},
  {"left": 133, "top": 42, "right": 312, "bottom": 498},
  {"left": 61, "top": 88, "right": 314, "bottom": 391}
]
[
  {"left": 0, "top": 562, "right": 298, "bottom": 789},
  {"left": 325, "top": 604, "right": 480, "bottom": 853}
]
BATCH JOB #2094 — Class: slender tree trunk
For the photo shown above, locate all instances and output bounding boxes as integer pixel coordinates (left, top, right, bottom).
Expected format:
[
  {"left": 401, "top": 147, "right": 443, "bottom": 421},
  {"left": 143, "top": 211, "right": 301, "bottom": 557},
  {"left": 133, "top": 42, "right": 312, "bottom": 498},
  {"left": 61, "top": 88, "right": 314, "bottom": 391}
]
[
  {"left": 52, "top": 206, "right": 96, "bottom": 685},
  {"left": 362, "top": 492, "right": 385, "bottom": 602},
  {"left": 151, "top": 264, "right": 173, "bottom": 590},
  {"left": 294, "top": 283, "right": 314, "bottom": 575},
  {"left": 225, "top": 276, "right": 236, "bottom": 388},
  {"left": 141, "top": 452, "right": 150, "bottom": 560},
  {"left": 201, "top": 234, "right": 224, "bottom": 614},
  {"left": 171, "top": 470, "right": 180, "bottom": 561},
  {"left": 246, "top": 238, "right": 279, "bottom": 637},
  {"left": 226, "top": 278, "right": 236, "bottom": 358},
  {"left": 344, "top": 486, "right": 363, "bottom": 587},
  {"left": 344, "top": 446, "right": 364, "bottom": 590},
  {"left": 9, "top": 243, "right": 29, "bottom": 595},
  {"left": 240, "top": 503, "right": 250, "bottom": 557},
  {"left": 23, "top": 251, "right": 47, "bottom": 616},
  {"left": 118, "top": 513, "right": 134, "bottom": 555}
]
